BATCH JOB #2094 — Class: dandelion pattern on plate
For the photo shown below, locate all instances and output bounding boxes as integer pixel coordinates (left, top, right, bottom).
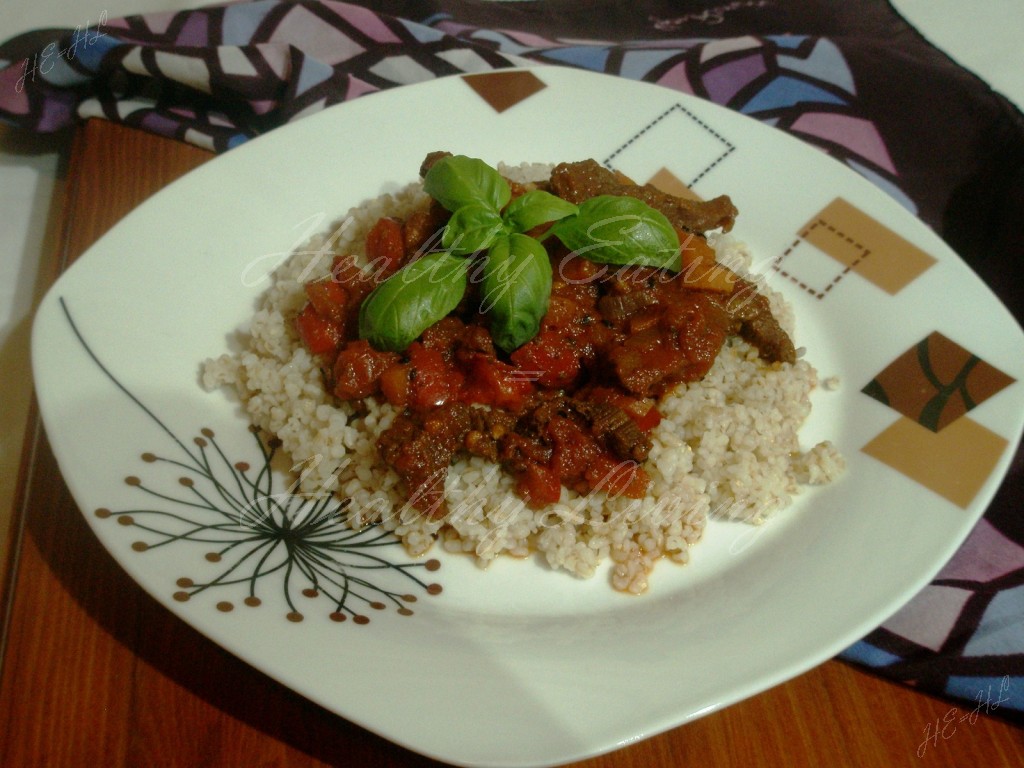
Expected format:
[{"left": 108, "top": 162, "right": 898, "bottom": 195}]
[{"left": 62, "top": 298, "right": 442, "bottom": 625}]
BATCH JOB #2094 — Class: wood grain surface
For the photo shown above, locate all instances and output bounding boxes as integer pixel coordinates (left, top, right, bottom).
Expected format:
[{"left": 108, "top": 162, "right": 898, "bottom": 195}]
[{"left": 1, "top": 119, "right": 1021, "bottom": 768}]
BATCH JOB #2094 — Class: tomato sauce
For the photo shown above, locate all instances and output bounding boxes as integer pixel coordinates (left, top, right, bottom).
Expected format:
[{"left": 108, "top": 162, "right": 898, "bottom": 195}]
[{"left": 290, "top": 151, "right": 804, "bottom": 518}]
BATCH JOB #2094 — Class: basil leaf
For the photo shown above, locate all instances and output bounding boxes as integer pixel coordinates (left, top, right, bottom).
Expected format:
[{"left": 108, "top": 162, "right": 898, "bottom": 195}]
[
  {"left": 441, "top": 203, "right": 508, "bottom": 256},
  {"left": 358, "top": 252, "right": 469, "bottom": 352},
  {"left": 422, "top": 154, "right": 511, "bottom": 213},
  {"left": 481, "top": 233, "right": 552, "bottom": 353},
  {"left": 503, "top": 190, "right": 578, "bottom": 233},
  {"left": 551, "top": 195, "right": 681, "bottom": 271}
]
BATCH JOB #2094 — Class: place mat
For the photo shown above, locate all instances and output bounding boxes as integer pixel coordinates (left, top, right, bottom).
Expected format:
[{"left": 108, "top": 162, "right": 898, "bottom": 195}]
[{"left": 1, "top": 0, "right": 1022, "bottom": 720}]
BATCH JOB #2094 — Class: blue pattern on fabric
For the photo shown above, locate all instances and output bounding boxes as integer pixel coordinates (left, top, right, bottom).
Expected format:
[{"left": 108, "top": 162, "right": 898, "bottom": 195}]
[
  {"left": 964, "top": 583, "right": 1024, "bottom": 656},
  {"left": 537, "top": 45, "right": 611, "bottom": 71},
  {"left": 619, "top": 49, "right": 686, "bottom": 80},
  {"left": 841, "top": 640, "right": 901, "bottom": 668},
  {"left": 779, "top": 40, "right": 855, "bottom": 94},
  {"left": 742, "top": 75, "right": 849, "bottom": 113},
  {"left": 223, "top": 0, "right": 277, "bottom": 46}
]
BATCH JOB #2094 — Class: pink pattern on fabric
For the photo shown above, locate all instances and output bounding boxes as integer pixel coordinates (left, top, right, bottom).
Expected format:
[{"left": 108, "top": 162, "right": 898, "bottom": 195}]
[
  {"left": 703, "top": 53, "right": 766, "bottom": 105},
  {"left": 141, "top": 11, "right": 177, "bottom": 36},
  {"left": 250, "top": 99, "right": 278, "bottom": 115},
  {"left": 790, "top": 112, "right": 896, "bottom": 173},
  {"left": 323, "top": 1, "right": 402, "bottom": 44},
  {"left": 500, "top": 29, "right": 559, "bottom": 49},
  {"left": 176, "top": 12, "right": 209, "bottom": 47},
  {"left": 884, "top": 585, "right": 973, "bottom": 652},
  {"left": 656, "top": 60, "right": 695, "bottom": 94},
  {"left": 271, "top": 4, "right": 365, "bottom": 65},
  {"left": 435, "top": 20, "right": 477, "bottom": 37},
  {"left": 0, "top": 67, "right": 30, "bottom": 114},
  {"left": 254, "top": 43, "right": 291, "bottom": 79},
  {"left": 937, "top": 519, "right": 1024, "bottom": 583},
  {"left": 344, "top": 74, "right": 379, "bottom": 100},
  {"left": 102, "top": 16, "right": 132, "bottom": 31}
]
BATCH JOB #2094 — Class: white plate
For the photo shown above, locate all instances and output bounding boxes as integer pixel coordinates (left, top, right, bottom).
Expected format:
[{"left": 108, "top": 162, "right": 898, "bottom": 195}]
[{"left": 32, "top": 67, "right": 1024, "bottom": 767}]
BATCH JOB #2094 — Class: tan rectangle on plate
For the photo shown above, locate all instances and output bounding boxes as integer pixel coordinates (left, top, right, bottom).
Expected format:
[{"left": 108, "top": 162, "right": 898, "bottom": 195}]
[
  {"left": 802, "top": 197, "right": 936, "bottom": 294},
  {"left": 861, "top": 415, "right": 1008, "bottom": 509},
  {"left": 646, "top": 167, "right": 703, "bottom": 201}
]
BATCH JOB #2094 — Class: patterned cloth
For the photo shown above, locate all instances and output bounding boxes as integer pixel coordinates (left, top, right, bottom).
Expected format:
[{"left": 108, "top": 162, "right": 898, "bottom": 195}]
[{"left": 2, "top": 0, "right": 1022, "bottom": 721}]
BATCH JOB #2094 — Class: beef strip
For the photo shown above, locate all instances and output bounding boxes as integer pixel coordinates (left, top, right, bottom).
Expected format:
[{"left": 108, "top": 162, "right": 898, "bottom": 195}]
[
  {"left": 596, "top": 289, "right": 660, "bottom": 325},
  {"left": 515, "top": 393, "right": 652, "bottom": 464},
  {"left": 546, "top": 158, "right": 794, "bottom": 364},
  {"left": 572, "top": 400, "right": 651, "bottom": 463},
  {"left": 419, "top": 150, "right": 452, "bottom": 178},
  {"left": 707, "top": 278, "right": 797, "bottom": 365},
  {"left": 549, "top": 158, "right": 738, "bottom": 234}
]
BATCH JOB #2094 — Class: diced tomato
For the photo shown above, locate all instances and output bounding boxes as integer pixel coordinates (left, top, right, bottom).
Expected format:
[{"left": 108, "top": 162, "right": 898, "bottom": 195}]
[
  {"left": 516, "top": 461, "right": 562, "bottom": 508},
  {"left": 547, "top": 416, "right": 600, "bottom": 482},
  {"left": 365, "top": 217, "right": 406, "bottom": 278},
  {"left": 378, "top": 363, "right": 411, "bottom": 407},
  {"left": 542, "top": 296, "right": 588, "bottom": 329},
  {"left": 304, "top": 278, "right": 349, "bottom": 325},
  {"left": 555, "top": 254, "right": 602, "bottom": 285},
  {"left": 624, "top": 399, "right": 661, "bottom": 432},
  {"left": 419, "top": 316, "right": 467, "bottom": 358},
  {"left": 295, "top": 303, "right": 342, "bottom": 356},
  {"left": 331, "top": 254, "right": 380, "bottom": 301},
  {"left": 332, "top": 340, "right": 398, "bottom": 400},
  {"left": 627, "top": 310, "right": 660, "bottom": 335},
  {"left": 586, "top": 453, "right": 650, "bottom": 499},
  {"left": 461, "top": 355, "right": 533, "bottom": 411},
  {"left": 406, "top": 343, "right": 463, "bottom": 411},
  {"left": 510, "top": 332, "right": 583, "bottom": 389},
  {"left": 402, "top": 205, "right": 448, "bottom": 256}
]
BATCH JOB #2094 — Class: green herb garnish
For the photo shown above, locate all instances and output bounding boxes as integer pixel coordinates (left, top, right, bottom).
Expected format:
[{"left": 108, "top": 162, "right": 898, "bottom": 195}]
[
  {"left": 550, "top": 195, "right": 681, "bottom": 271},
  {"left": 358, "top": 251, "right": 469, "bottom": 352},
  {"left": 358, "top": 154, "right": 681, "bottom": 353},
  {"left": 481, "top": 233, "right": 553, "bottom": 352}
]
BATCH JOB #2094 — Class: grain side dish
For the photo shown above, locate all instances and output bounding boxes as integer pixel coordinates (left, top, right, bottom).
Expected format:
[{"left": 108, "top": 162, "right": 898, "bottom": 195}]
[{"left": 202, "top": 154, "right": 844, "bottom": 593}]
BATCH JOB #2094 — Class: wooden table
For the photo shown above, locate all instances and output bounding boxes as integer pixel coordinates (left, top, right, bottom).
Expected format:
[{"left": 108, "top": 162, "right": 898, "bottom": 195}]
[{"left": 2, "top": 119, "right": 1021, "bottom": 768}]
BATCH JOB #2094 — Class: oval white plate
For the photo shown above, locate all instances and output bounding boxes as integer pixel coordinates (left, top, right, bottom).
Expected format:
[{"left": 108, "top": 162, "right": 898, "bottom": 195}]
[{"left": 32, "top": 67, "right": 1024, "bottom": 767}]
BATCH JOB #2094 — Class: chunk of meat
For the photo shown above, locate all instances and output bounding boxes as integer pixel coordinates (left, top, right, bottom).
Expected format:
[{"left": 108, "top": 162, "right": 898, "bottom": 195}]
[
  {"left": 597, "top": 289, "right": 660, "bottom": 326},
  {"left": 573, "top": 400, "right": 651, "bottom": 463},
  {"left": 463, "top": 407, "right": 518, "bottom": 463},
  {"left": 378, "top": 402, "right": 473, "bottom": 518},
  {"left": 516, "top": 393, "right": 652, "bottom": 465},
  {"left": 549, "top": 159, "right": 737, "bottom": 233},
  {"left": 707, "top": 278, "right": 797, "bottom": 364},
  {"left": 605, "top": 291, "right": 733, "bottom": 396},
  {"left": 419, "top": 150, "right": 452, "bottom": 178},
  {"left": 332, "top": 340, "right": 399, "bottom": 400},
  {"left": 402, "top": 200, "right": 450, "bottom": 256}
]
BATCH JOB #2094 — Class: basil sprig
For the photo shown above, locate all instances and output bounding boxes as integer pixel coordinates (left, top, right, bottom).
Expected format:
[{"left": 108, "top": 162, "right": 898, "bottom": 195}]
[
  {"left": 481, "top": 233, "right": 553, "bottom": 352},
  {"left": 550, "top": 195, "right": 681, "bottom": 271},
  {"left": 361, "top": 155, "right": 576, "bottom": 353},
  {"left": 358, "top": 154, "right": 683, "bottom": 353},
  {"left": 503, "top": 189, "right": 578, "bottom": 233},
  {"left": 358, "top": 251, "right": 469, "bottom": 352},
  {"left": 441, "top": 203, "right": 506, "bottom": 256},
  {"left": 422, "top": 154, "right": 511, "bottom": 213}
]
